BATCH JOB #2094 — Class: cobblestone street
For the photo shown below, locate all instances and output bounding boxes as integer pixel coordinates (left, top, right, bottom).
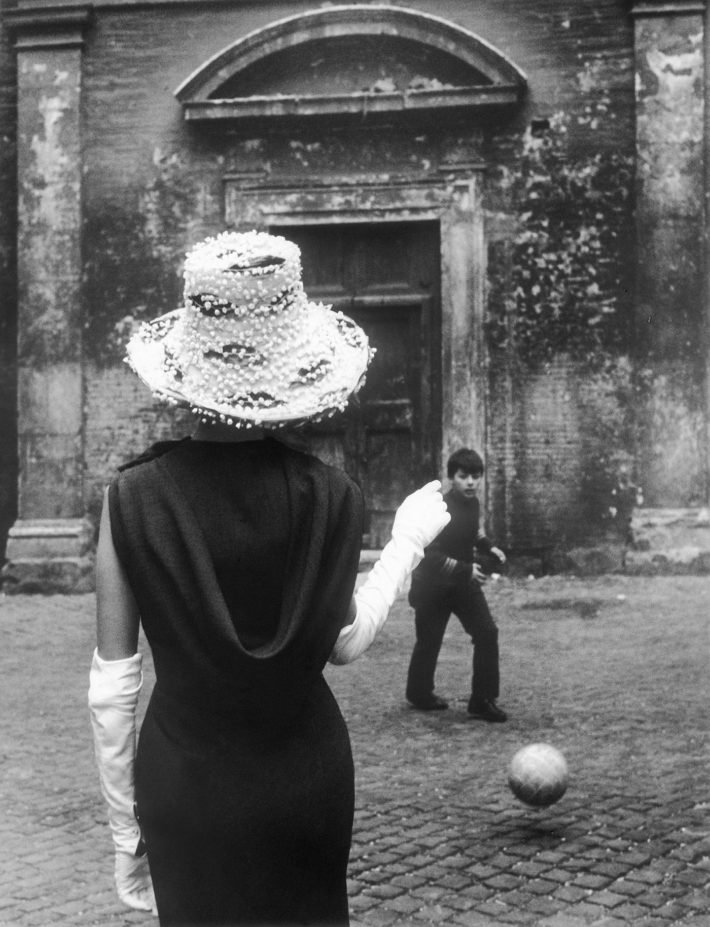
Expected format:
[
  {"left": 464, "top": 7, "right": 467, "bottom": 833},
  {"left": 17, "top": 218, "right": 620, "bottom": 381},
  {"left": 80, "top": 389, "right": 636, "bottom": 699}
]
[{"left": 1, "top": 574, "right": 708, "bottom": 926}]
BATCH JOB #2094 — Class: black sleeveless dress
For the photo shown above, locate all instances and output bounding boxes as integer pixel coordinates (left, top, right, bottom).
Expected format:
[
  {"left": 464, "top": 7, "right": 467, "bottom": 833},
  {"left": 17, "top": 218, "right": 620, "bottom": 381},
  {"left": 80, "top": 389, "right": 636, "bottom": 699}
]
[{"left": 108, "top": 437, "right": 364, "bottom": 926}]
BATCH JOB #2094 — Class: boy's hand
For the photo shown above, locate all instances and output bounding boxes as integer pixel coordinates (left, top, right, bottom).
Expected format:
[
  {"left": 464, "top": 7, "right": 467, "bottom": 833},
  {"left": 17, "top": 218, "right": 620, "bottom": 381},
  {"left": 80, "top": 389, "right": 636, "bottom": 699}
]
[
  {"left": 472, "top": 563, "right": 488, "bottom": 584},
  {"left": 491, "top": 546, "right": 506, "bottom": 564}
]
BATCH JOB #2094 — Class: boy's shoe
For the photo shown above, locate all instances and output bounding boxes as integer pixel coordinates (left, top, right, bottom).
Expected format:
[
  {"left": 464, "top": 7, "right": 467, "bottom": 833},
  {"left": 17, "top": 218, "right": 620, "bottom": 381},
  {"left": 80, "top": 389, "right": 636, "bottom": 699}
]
[
  {"left": 407, "top": 694, "right": 449, "bottom": 711},
  {"left": 468, "top": 698, "right": 508, "bottom": 722}
]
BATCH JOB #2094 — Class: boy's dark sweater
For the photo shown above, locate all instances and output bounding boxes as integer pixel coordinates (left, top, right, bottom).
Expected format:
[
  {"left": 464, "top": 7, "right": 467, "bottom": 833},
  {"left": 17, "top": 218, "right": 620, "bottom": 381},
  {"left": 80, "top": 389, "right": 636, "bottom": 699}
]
[{"left": 413, "top": 489, "right": 493, "bottom": 584}]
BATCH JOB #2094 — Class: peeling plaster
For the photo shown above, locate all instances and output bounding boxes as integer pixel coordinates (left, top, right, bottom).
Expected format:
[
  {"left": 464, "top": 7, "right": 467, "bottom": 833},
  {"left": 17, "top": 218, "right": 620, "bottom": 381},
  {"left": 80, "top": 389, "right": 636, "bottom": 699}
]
[
  {"left": 140, "top": 148, "right": 222, "bottom": 265},
  {"left": 575, "top": 60, "right": 612, "bottom": 130},
  {"left": 28, "top": 94, "right": 72, "bottom": 225},
  {"left": 577, "top": 59, "right": 604, "bottom": 94},
  {"left": 647, "top": 374, "right": 706, "bottom": 503},
  {"left": 645, "top": 42, "right": 702, "bottom": 98},
  {"left": 637, "top": 38, "right": 703, "bottom": 210}
]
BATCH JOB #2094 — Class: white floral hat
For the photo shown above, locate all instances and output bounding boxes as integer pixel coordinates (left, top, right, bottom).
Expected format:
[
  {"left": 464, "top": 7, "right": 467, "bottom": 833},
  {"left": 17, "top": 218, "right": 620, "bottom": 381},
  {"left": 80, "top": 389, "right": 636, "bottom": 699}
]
[{"left": 125, "top": 230, "right": 374, "bottom": 427}]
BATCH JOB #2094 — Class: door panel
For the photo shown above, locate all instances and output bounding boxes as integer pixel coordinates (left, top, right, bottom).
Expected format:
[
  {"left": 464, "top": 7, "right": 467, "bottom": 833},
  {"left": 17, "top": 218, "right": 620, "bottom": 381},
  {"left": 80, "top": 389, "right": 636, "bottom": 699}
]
[{"left": 278, "top": 222, "right": 441, "bottom": 548}]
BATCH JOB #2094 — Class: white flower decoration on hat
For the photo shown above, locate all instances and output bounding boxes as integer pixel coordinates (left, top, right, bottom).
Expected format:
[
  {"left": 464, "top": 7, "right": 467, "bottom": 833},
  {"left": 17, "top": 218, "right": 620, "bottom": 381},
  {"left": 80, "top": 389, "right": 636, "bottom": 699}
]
[{"left": 125, "top": 230, "right": 375, "bottom": 427}]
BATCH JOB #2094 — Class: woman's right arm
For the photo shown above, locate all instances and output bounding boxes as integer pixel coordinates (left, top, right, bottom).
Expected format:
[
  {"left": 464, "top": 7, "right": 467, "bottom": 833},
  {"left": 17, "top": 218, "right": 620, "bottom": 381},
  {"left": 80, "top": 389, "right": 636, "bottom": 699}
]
[
  {"left": 329, "top": 481, "right": 450, "bottom": 665},
  {"left": 89, "top": 488, "right": 156, "bottom": 914},
  {"left": 96, "top": 488, "right": 140, "bottom": 659}
]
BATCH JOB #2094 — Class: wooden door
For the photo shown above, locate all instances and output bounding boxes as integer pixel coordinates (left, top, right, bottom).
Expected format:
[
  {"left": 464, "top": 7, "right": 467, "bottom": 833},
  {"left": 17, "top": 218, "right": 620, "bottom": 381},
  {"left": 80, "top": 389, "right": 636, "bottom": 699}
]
[{"left": 279, "top": 221, "right": 441, "bottom": 548}]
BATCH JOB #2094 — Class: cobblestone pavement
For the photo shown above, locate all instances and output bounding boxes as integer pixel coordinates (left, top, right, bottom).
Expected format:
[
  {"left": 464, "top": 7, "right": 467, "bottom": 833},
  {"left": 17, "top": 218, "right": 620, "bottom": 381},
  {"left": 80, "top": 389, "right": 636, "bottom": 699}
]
[{"left": 1, "top": 575, "right": 708, "bottom": 926}]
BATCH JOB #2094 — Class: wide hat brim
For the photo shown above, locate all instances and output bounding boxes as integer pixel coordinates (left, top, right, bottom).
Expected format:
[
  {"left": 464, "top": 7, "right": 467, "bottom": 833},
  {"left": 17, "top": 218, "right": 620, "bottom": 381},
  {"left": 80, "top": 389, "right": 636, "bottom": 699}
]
[{"left": 126, "top": 301, "right": 373, "bottom": 427}]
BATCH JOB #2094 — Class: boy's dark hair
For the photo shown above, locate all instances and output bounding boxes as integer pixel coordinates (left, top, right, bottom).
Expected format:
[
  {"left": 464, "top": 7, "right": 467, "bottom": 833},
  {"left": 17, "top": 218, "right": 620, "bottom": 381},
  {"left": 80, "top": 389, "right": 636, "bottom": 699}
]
[{"left": 447, "top": 448, "right": 484, "bottom": 479}]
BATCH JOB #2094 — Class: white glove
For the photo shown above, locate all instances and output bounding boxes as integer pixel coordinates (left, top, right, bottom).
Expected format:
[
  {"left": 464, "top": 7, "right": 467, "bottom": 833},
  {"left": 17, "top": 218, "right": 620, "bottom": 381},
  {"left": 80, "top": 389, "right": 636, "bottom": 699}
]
[
  {"left": 329, "top": 481, "right": 450, "bottom": 664},
  {"left": 115, "top": 851, "right": 157, "bottom": 913},
  {"left": 88, "top": 649, "right": 155, "bottom": 910},
  {"left": 389, "top": 480, "right": 451, "bottom": 554}
]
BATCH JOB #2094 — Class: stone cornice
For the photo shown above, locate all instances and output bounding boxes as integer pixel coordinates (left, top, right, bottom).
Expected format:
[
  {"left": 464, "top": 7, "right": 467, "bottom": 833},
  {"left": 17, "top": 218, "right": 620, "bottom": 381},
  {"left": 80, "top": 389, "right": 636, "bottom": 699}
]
[
  {"left": 10, "top": 0, "right": 287, "bottom": 7},
  {"left": 182, "top": 86, "right": 524, "bottom": 123},
  {"left": 4, "top": 0, "right": 702, "bottom": 14},
  {"left": 4, "top": 4, "right": 93, "bottom": 49},
  {"left": 175, "top": 5, "right": 527, "bottom": 124},
  {"left": 631, "top": 1, "right": 705, "bottom": 16}
]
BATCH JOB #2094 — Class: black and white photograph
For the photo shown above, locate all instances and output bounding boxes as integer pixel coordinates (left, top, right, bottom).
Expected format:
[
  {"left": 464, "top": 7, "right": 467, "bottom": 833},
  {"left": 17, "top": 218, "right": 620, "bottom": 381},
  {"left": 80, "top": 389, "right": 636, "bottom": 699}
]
[{"left": 0, "top": 2, "right": 707, "bottom": 926}]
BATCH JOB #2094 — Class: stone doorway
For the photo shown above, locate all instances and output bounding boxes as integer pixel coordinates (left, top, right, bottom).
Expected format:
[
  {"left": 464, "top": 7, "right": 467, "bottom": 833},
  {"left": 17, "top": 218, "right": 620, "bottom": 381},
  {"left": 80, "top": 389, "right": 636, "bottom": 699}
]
[
  {"left": 225, "top": 173, "right": 488, "bottom": 499},
  {"left": 280, "top": 221, "right": 441, "bottom": 548}
]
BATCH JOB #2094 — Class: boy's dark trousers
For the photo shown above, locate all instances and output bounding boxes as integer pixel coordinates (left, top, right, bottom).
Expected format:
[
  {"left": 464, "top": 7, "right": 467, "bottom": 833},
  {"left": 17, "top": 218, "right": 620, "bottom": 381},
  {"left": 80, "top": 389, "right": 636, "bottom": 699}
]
[{"left": 406, "top": 578, "right": 500, "bottom": 705}]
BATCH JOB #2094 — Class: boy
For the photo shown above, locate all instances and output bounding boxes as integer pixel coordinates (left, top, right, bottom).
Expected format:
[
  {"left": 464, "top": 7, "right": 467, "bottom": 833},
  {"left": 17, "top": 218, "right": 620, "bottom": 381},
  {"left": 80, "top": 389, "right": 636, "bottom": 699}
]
[{"left": 405, "top": 448, "right": 508, "bottom": 721}]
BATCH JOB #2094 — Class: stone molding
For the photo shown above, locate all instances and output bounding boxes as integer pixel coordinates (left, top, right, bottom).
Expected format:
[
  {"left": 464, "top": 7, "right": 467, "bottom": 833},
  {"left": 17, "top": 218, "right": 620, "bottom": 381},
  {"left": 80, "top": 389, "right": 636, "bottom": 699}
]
[
  {"left": 175, "top": 4, "right": 527, "bottom": 122},
  {"left": 631, "top": 2, "right": 705, "bottom": 15},
  {"left": 4, "top": 4, "right": 93, "bottom": 48},
  {"left": 2, "top": 519, "right": 95, "bottom": 594},
  {"left": 224, "top": 173, "right": 487, "bottom": 475},
  {"left": 5, "top": 518, "right": 94, "bottom": 559}
]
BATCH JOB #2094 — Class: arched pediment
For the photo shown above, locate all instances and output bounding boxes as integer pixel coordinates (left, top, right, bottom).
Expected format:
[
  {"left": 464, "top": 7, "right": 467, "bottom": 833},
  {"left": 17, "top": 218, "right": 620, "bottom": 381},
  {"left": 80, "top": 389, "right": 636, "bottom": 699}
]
[{"left": 175, "top": 4, "right": 527, "bottom": 122}]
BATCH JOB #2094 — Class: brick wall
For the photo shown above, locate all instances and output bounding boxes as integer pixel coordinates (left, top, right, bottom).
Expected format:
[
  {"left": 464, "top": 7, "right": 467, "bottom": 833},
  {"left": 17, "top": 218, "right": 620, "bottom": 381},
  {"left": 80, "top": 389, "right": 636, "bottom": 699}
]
[
  {"left": 84, "top": 365, "right": 193, "bottom": 527},
  {"left": 488, "top": 357, "right": 585, "bottom": 550}
]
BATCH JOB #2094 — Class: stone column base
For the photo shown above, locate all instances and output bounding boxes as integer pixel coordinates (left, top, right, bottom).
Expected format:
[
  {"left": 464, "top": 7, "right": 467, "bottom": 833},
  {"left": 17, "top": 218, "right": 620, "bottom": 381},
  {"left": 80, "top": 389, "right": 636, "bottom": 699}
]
[{"left": 1, "top": 518, "right": 95, "bottom": 594}]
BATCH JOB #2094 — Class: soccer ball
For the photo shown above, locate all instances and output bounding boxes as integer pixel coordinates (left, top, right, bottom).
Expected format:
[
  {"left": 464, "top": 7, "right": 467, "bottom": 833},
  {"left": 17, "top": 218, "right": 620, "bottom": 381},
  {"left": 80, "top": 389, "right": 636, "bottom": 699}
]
[{"left": 508, "top": 743, "right": 568, "bottom": 807}]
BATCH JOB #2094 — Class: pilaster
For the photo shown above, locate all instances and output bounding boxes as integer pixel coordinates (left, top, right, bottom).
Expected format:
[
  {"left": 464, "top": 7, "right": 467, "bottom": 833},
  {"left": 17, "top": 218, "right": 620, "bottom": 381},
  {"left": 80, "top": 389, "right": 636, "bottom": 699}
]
[
  {"left": 632, "top": 0, "right": 707, "bottom": 505},
  {"left": 2, "top": 4, "right": 93, "bottom": 593}
]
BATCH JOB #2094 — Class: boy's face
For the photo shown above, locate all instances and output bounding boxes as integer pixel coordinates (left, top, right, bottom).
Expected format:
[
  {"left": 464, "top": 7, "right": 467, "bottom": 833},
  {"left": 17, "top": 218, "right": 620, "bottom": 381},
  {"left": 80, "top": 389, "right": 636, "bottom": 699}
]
[{"left": 450, "top": 468, "right": 482, "bottom": 500}]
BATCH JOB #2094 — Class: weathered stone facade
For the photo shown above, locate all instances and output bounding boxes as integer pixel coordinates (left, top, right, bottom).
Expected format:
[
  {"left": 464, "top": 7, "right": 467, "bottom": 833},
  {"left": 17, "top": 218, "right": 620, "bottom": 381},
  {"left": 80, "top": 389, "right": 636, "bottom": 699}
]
[
  {"left": 0, "top": 0, "right": 708, "bottom": 590},
  {"left": 0, "top": 1, "right": 18, "bottom": 570}
]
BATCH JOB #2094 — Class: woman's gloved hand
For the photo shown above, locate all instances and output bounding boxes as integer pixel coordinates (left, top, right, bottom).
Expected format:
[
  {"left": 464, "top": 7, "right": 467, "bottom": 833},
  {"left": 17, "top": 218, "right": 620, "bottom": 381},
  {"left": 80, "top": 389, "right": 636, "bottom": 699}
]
[
  {"left": 391, "top": 480, "right": 451, "bottom": 555},
  {"left": 115, "top": 851, "right": 157, "bottom": 913}
]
